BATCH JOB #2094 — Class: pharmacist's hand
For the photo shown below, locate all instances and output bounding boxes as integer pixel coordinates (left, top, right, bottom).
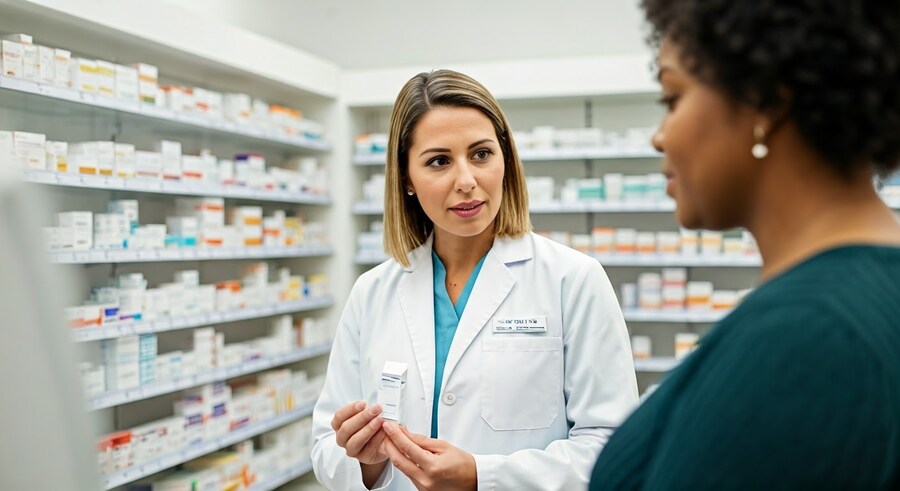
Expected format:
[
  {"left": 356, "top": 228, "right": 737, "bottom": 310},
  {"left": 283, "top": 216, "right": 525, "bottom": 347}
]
[
  {"left": 382, "top": 421, "right": 477, "bottom": 491},
  {"left": 331, "top": 400, "right": 389, "bottom": 465}
]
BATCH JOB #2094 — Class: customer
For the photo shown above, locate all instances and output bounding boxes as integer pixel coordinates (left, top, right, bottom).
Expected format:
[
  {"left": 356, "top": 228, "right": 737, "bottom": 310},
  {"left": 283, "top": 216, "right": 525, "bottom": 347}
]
[
  {"left": 591, "top": 1, "right": 900, "bottom": 489},
  {"left": 311, "top": 69, "right": 638, "bottom": 490}
]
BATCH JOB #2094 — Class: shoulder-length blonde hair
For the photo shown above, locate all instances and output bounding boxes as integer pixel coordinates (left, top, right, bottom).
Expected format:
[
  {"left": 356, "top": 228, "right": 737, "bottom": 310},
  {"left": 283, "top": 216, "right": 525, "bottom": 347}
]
[{"left": 383, "top": 69, "right": 531, "bottom": 267}]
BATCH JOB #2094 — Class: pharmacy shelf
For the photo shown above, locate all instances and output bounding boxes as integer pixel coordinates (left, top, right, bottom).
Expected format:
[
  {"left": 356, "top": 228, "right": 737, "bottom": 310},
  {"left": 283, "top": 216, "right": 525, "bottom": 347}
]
[
  {"left": 102, "top": 402, "right": 316, "bottom": 490},
  {"left": 633, "top": 357, "right": 680, "bottom": 373},
  {"left": 353, "top": 154, "right": 388, "bottom": 166},
  {"left": 355, "top": 251, "right": 388, "bottom": 266},
  {"left": 529, "top": 201, "right": 676, "bottom": 213},
  {"left": 24, "top": 170, "right": 332, "bottom": 205},
  {"left": 623, "top": 309, "right": 729, "bottom": 323},
  {"left": 50, "top": 245, "right": 333, "bottom": 264},
  {"left": 250, "top": 459, "right": 314, "bottom": 491},
  {"left": 355, "top": 251, "right": 759, "bottom": 268},
  {"left": 88, "top": 343, "right": 331, "bottom": 411},
  {"left": 352, "top": 200, "right": 676, "bottom": 215},
  {"left": 352, "top": 148, "right": 660, "bottom": 166},
  {"left": 70, "top": 296, "right": 335, "bottom": 343},
  {"left": 520, "top": 148, "right": 661, "bottom": 161},
  {"left": 592, "top": 254, "right": 761, "bottom": 268},
  {"left": 0, "top": 76, "right": 330, "bottom": 152},
  {"left": 352, "top": 202, "right": 384, "bottom": 215}
]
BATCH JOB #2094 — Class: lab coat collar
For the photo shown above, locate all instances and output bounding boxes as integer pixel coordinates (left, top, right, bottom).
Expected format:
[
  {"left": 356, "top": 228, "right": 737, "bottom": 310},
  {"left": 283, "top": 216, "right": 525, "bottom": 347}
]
[
  {"left": 489, "top": 232, "right": 534, "bottom": 265},
  {"left": 403, "top": 232, "right": 534, "bottom": 271},
  {"left": 402, "top": 234, "right": 434, "bottom": 272}
]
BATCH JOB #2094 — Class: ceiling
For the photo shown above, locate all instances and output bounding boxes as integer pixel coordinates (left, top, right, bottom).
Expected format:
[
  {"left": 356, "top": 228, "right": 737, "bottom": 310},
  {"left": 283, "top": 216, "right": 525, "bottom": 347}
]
[{"left": 174, "top": 0, "right": 650, "bottom": 70}]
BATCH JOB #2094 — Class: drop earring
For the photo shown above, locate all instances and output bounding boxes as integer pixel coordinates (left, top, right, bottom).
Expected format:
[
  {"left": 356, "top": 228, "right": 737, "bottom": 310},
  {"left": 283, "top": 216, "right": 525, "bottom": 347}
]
[
  {"left": 407, "top": 189, "right": 415, "bottom": 196},
  {"left": 752, "top": 125, "right": 769, "bottom": 159}
]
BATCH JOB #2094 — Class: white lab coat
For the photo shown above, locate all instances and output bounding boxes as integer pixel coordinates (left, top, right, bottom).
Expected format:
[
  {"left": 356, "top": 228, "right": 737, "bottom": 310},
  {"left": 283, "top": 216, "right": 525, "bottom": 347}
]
[{"left": 311, "top": 232, "right": 638, "bottom": 490}]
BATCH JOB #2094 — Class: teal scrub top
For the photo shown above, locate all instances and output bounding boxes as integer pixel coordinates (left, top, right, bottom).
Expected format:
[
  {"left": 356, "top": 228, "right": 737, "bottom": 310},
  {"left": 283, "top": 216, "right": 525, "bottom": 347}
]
[{"left": 430, "top": 250, "right": 487, "bottom": 438}]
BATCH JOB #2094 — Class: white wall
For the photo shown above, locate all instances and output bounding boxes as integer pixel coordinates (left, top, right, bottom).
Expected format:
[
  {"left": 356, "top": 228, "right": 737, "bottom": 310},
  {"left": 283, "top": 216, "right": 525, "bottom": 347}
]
[{"left": 174, "top": 0, "right": 651, "bottom": 70}]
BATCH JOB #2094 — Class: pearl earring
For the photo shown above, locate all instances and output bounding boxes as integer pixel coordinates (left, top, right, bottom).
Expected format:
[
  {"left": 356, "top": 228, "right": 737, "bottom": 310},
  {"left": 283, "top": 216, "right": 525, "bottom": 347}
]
[
  {"left": 752, "top": 125, "right": 769, "bottom": 159},
  {"left": 407, "top": 189, "right": 414, "bottom": 196}
]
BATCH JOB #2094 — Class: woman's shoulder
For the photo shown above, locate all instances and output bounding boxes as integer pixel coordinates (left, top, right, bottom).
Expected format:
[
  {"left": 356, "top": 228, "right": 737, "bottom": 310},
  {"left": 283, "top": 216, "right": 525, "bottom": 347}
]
[{"left": 350, "top": 257, "right": 406, "bottom": 297}]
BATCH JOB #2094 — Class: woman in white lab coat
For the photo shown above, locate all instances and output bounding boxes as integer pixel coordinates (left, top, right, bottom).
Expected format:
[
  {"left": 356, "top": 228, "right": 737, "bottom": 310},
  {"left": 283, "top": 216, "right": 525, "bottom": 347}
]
[{"left": 311, "top": 69, "right": 638, "bottom": 490}]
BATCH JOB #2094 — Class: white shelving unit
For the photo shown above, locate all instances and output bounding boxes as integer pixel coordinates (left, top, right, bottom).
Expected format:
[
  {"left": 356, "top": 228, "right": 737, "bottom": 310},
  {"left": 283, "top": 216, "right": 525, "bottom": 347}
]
[
  {"left": 25, "top": 170, "right": 332, "bottom": 205},
  {"left": 88, "top": 343, "right": 331, "bottom": 410},
  {"left": 2, "top": 3, "right": 343, "bottom": 487},
  {"left": 530, "top": 201, "right": 677, "bottom": 213},
  {"left": 352, "top": 201, "right": 384, "bottom": 215},
  {"left": 353, "top": 154, "right": 387, "bottom": 166},
  {"left": 0, "top": 76, "right": 331, "bottom": 152},
  {"left": 355, "top": 251, "right": 759, "bottom": 268},
  {"left": 352, "top": 200, "right": 676, "bottom": 215},
  {"left": 354, "top": 251, "right": 387, "bottom": 266},
  {"left": 70, "top": 296, "right": 335, "bottom": 342},
  {"left": 352, "top": 148, "right": 661, "bottom": 166},
  {"left": 50, "top": 245, "right": 333, "bottom": 264},
  {"left": 102, "top": 402, "right": 316, "bottom": 489},
  {"left": 248, "top": 460, "right": 315, "bottom": 491},
  {"left": 633, "top": 357, "right": 680, "bottom": 373},
  {"left": 623, "top": 309, "right": 729, "bottom": 324},
  {"left": 593, "top": 254, "right": 761, "bottom": 267}
]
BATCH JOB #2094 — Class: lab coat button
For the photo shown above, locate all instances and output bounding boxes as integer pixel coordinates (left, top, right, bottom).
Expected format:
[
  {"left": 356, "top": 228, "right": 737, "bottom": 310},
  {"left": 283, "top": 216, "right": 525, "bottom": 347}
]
[{"left": 442, "top": 392, "right": 457, "bottom": 405}]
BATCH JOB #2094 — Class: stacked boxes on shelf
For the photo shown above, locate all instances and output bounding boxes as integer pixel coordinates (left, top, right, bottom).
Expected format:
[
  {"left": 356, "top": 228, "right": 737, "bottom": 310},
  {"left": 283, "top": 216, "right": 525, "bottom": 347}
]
[
  {"left": 540, "top": 228, "right": 758, "bottom": 258},
  {"left": 1, "top": 33, "right": 324, "bottom": 140},
  {"left": 64, "top": 267, "right": 330, "bottom": 332},
  {"left": 79, "top": 314, "right": 331, "bottom": 397},
  {"left": 3, "top": 129, "right": 331, "bottom": 196},
  {"left": 619, "top": 268, "right": 750, "bottom": 313},
  {"left": 123, "top": 418, "right": 313, "bottom": 490},
  {"left": 45, "top": 199, "right": 326, "bottom": 252},
  {"left": 96, "top": 369, "right": 323, "bottom": 477},
  {"left": 526, "top": 173, "right": 668, "bottom": 204},
  {"left": 630, "top": 332, "right": 701, "bottom": 361}
]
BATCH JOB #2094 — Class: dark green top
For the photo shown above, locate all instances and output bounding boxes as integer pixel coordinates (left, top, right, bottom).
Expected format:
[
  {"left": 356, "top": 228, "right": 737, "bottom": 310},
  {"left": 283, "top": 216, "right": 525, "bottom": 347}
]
[{"left": 591, "top": 245, "right": 900, "bottom": 490}]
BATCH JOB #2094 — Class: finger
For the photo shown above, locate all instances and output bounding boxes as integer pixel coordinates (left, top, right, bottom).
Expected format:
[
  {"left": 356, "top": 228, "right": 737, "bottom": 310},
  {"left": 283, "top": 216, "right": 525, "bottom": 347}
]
[
  {"left": 359, "top": 428, "right": 388, "bottom": 459},
  {"left": 331, "top": 400, "right": 365, "bottom": 431},
  {"left": 337, "top": 404, "right": 382, "bottom": 447},
  {"left": 383, "top": 421, "right": 434, "bottom": 469},
  {"left": 384, "top": 434, "right": 428, "bottom": 484},
  {"left": 344, "top": 413, "right": 384, "bottom": 456},
  {"left": 400, "top": 425, "right": 444, "bottom": 452}
]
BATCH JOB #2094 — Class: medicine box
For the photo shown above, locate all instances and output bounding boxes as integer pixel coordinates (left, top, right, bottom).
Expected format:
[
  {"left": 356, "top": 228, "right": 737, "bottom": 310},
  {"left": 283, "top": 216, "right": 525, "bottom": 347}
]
[{"left": 378, "top": 361, "right": 407, "bottom": 424}]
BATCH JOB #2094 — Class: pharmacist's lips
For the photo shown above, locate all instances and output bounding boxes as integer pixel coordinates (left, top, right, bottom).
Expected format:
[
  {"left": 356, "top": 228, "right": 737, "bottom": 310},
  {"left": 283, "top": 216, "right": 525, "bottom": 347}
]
[{"left": 449, "top": 200, "right": 484, "bottom": 210}]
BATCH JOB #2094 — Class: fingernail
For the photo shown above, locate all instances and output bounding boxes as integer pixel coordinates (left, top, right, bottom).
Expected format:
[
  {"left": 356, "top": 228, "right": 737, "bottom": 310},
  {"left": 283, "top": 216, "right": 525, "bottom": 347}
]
[
  {"left": 383, "top": 421, "right": 395, "bottom": 434},
  {"left": 355, "top": 401, "right": 365, "bottom": 411},
  {"left": 369, "top": 404, "right": 382, "bottom": 416}
]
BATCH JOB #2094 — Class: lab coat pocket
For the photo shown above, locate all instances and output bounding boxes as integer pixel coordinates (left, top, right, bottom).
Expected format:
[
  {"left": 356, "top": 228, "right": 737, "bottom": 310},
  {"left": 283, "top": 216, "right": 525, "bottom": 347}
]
[{"left": 481, "top": 337, "right": 562, "bottom": 431}]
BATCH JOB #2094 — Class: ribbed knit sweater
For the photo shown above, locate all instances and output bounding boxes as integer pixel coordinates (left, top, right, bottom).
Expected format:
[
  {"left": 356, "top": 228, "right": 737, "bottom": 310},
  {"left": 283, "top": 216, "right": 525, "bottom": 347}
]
[{"left": 590, "top": 245, "right": 900, "bottom": 490}]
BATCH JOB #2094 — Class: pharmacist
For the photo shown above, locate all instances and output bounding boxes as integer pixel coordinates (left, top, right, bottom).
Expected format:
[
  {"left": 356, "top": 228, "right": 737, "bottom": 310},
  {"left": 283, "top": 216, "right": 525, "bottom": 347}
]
[{"left": 311, "top": 69, "right": 638, "bottom": 490}]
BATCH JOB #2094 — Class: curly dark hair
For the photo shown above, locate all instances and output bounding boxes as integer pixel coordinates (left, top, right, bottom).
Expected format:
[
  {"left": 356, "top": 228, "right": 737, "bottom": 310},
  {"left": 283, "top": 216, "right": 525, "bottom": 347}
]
[{"left": 641, "top": 0, "right": 900, "bottom": 177}]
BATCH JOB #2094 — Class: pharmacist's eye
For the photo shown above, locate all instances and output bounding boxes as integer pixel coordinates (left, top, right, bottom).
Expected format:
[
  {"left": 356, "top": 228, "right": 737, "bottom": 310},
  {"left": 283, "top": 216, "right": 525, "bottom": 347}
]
[
  {"left": 426, "top": 156, "right": 450, "bottom": 168},
  {"left": 472, "top": 149, "right": 493, "bottom": 161}
]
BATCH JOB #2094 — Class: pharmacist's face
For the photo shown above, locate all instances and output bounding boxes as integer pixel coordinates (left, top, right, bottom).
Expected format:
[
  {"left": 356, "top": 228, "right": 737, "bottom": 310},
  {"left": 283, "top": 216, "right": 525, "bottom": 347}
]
[
  {"left": 652, "top": 39, "right": 762, "bottom": 230},
  {"left": 406, "top": 106, "right": 505, "bottom": 240}
]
